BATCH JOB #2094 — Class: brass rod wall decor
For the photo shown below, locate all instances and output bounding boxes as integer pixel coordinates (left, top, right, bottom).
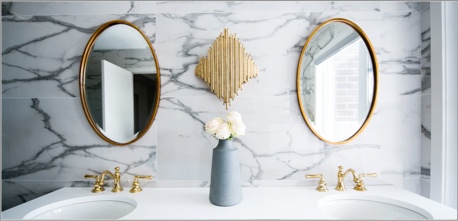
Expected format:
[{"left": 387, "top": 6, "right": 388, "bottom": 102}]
[{"left": 196, "top": 28, "right": 259, "bottom": 109}]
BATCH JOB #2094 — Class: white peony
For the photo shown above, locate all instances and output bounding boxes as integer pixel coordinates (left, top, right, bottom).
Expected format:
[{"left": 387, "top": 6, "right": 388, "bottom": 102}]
[
  {"left": 230, "top": 120, "right": 246, "bottom": 137},
  {"left": 205, "top": 117, "right": 224, "bottom": 134},
  {"left": 205, "top": 111, "right": 246, "bottom": 140},
  {"left": 214, "top": 123, "right": 231, "bottom": 140},
  {"left": 226, "top": 111, "right": 243, "bottom": 124}
]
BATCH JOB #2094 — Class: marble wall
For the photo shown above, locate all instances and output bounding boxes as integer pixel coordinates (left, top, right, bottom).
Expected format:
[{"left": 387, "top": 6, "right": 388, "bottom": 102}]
[
  {"left": 2, "top": 1, "right": 423, "bottom": 210},
  {"left": 420, "top": 2, "right": 431, "bottom": 198}
]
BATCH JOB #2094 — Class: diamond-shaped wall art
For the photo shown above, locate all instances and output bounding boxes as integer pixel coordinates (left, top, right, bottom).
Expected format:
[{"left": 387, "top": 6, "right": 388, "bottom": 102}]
[{"left": 196, "top": 28, "right": 259, "bottom": 109}]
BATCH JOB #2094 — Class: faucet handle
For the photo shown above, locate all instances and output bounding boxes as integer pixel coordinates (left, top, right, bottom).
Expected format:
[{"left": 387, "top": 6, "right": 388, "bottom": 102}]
[
  {"left": 306, "top": 174, "right": 328, "bottom": 192},
  {"left": 84, "top": 174, "right": 97, "bottom": 179},
  {"left": 130, "top": 175, "right": 153, "bottom": 193},
  {"left": 84, "top": 174, "right": 105, "bottom": 193},
  {"left": 354, "top": 173, "right": 377, "bottom": 191}
]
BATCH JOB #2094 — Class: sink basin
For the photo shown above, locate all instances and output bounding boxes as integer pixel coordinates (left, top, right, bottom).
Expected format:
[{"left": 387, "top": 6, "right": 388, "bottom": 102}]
[
  {"left": 319, "top": 194, "right": 433, "bottom": 220},
  {"left": 23, "top": 195, "right": 137, "bottom": 219}
]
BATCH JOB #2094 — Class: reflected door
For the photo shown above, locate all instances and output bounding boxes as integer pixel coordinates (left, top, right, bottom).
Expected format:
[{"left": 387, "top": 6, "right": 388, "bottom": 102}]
[{"left": 102, "top": 60, "right": 134, "bottom": 142}]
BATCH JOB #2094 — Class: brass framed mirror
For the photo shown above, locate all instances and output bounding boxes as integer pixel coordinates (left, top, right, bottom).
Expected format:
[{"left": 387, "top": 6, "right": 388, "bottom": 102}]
[
  {"left": 297, "top": 18, "right": 378, "bottom": 144},
  {"left": 79, "top": 20, "right": 160, "bottom": 146}
]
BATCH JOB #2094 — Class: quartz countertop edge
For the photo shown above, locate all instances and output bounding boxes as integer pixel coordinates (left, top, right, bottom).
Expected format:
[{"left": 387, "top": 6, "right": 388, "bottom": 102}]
[{"left": 2, "top": 186, "right": 457, "bottom": 220}]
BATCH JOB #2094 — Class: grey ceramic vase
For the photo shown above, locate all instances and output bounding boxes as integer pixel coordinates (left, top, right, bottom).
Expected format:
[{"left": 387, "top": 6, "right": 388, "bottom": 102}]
[{"left": 209, "top": 139, "right": 243, "bottom": 207}]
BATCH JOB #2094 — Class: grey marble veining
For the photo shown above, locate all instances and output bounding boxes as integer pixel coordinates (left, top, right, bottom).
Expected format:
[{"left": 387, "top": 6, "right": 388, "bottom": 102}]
[
  {"left": 380, "top": 2, "right": 421, "bottom": 12},
  {"left": 420, "top": 8, "right": 431, "bottom": 94},
  {"left": 2, "top": 9, "right": 158, "bottom": 210},
  {"left": 2, "top": 98, "right": 157, "bottom": 181},
  {"left": 2, "top": 2, "right": 13, "bottom": 16},
  {"left": 156, "top": 95, "right": 384, "bottom": 182},
  {"left": 419, "top": 6, "right": 431, "bottom": 199},
  {"left": 404, "top": 2, "right": 421, "bottom": 12},
  {"left": 379, "top": 12, "right": 421, "bottom": 100},
  {"left": 2, "top": 1, "right": 157, "bottom": 16},
  {"left": 2, "top": 1, "right": 424, "bottom": 211},
  {"left": 2, "top": 14, "right": 156, "bottom": 98},
  {"left": 156, "top": 1, "right": 383, "bottom": 13},
  {"left": 157, "top": 11, "right": 381, "bottom": 98},
  {"left": 421, "top": 2, "right": 430, "bottom": 12}
]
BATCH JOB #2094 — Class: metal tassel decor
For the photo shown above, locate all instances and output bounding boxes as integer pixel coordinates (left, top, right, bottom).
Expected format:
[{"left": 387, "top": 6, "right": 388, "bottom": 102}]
[{"left": 196, "top": 28, "right": 259, "bottom": 109}]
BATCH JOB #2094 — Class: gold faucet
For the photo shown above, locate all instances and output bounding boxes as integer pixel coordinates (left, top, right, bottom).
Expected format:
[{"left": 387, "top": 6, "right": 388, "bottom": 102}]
[
  {"left": 99, "top": 167, "right": 124, "bottom": 192},
  {"left": 336, "top": 166, "right": 377, "bottom": 191},
  {"left": 84, "top": 167, "right": 123, "bottom": 192},
  {"left": 336, "top": 166, "right": 356, "bottom": 191}
]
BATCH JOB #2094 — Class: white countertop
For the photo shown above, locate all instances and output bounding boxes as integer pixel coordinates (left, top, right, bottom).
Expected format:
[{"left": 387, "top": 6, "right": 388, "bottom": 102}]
[{"left": 2, "top": 186, "right": 457, "bottom": 220}]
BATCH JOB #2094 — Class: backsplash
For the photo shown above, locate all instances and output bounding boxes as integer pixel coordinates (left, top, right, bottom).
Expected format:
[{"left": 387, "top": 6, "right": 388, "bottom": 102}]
[{"left": 2, "top": 1, "right": 424, "bottom": 210}]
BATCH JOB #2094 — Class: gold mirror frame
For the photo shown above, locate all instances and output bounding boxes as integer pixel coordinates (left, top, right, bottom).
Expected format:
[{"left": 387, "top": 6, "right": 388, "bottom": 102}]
[
  {"left": 79, "top": 20, "right": 161, "bottom": 146},
  {"left": 296, "top": 18, "right": 379, "bottom": 145}
]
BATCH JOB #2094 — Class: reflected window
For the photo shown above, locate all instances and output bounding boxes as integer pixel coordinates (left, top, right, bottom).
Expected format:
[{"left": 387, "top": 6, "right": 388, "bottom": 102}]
[{"left": 314, "top": 38, "right": 373, "bottom": 140}]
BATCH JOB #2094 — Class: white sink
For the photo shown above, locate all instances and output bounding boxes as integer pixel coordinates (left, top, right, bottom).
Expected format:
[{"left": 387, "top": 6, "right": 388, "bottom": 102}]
[
  {"left": 319, "top": 194, "right": 433, "bottom": 220},
  {"left": 23, "top": 195, "right": 137, "bottom": 220}
]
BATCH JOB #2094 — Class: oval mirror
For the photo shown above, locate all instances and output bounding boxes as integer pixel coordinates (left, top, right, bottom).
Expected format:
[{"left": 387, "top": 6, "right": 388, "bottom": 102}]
[
  {"left": 297, "top": 18, "right": 378, "bottom": 144},
  {"left": 79, "top": 20, "right": 160, "bottom": 145}
]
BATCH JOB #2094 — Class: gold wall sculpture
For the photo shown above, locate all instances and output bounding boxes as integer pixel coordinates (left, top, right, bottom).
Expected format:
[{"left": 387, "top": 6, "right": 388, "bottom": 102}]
[{"left": 196, "top": 28, "right": 259, "bottom": 109}]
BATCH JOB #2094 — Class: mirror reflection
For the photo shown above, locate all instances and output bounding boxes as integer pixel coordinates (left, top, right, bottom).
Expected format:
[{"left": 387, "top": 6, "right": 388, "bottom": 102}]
[
  {"left": 297, "top": 18, "right": 377, "bottom": 144},
  {"left": 81, "top": 21, "right": 160, "bottom": 145}
]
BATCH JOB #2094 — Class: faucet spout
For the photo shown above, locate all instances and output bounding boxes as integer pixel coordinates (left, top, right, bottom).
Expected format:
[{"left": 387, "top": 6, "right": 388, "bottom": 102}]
[
  {"left": 98, "top": 167, "right": 123, "bottom": 192},
  {"left": 335, "top": 166, "right": 358, "bottom": 191},
  {"left": 99, "top": 170, "right": 115, "bottom": 187}
]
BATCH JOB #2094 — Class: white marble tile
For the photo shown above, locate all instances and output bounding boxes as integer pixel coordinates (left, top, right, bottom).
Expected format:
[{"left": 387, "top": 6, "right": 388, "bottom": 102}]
[
  {"left": 381, "top": 11, "right": 421, "bottom": 56},
  {"left": 2, "top": 14, "right": 156, "bottom": 98},
  {"left": 360, "top": 91, "right": 421, "bottom": 183},
  {"left": 138, "top": 180, "right": 327, "bottom": 188},
  {"left": 2, "top": 98, "right": 157, "bottom": 181},
  {"left": 421, "top": 2, "right": 430, "bottom": 12},
  {"left": 421, "top": 8, "right": 431, "bottom": 95},
  {"left": 380, "top": 1, "right": 421, "bottom": 12},
  {"left": 398, "top": 97, "right": 422, "bottom": 178},
  {"left": 349, "top": 22, "right": 422, "bottom": 182},
  {"left": 382, "top": 173, "right": 421, "bottom": 195},
  {"left": 157, "top": 1, "right": 238, "bottom": 13},
  {"left": 312, "top": 145, "right": 380, "bottom": 184},
  {"left": 2, "top": 1, "right": 157, "bottom": 16},
  {"left": 156, "top": 95, "right": 320, "bottom": 180},
  {"left": 156, "top": 1, "right": 381, "bottom": 13},
  {"left": 325, "top": 1, "right": 380, "bottom": 12},
  {"left": 403, "top": 178, "right": 421, "bottom": 195},
  {"left": 2, "top": 1, "right": 425, "bottom": 210},
  {"left": 420, "top": 178, "right": 430, "bottom": 198},
  {"left": 379, "top": 12, "right": 421, "bottom": 98},
  {"left": 420, "top": 6, "right": 431, "bottom": 187},
  {"left": 156, "top": 95, "right": 391, "bottom": 184},
  {"left": 157, "top": 11, "right": 382, "bottom": 97},
  {"left": 421, "top": 95, "right": 431, "bottom": 179}
]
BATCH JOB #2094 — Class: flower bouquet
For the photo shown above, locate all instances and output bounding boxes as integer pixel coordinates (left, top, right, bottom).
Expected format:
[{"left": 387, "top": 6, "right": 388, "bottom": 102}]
[{"left": 204, "top": 111, "right": 246, "bottom": 140}]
